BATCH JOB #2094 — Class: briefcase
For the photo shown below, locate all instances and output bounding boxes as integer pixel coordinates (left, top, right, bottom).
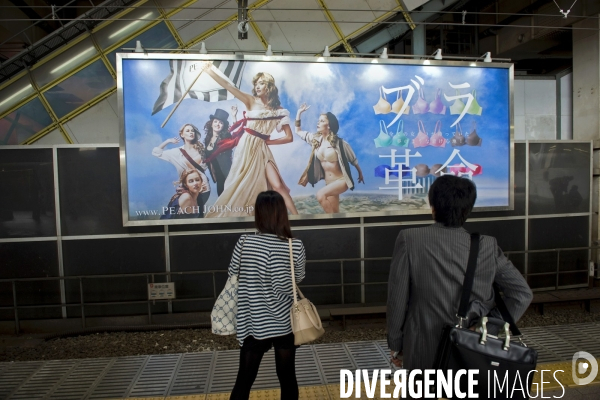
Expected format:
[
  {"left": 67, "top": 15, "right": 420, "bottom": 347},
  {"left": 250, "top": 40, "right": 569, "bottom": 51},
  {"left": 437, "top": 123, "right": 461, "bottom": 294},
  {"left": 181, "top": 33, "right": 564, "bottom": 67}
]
[{"left": 433, "top": 233, "right": 538, "bottom": 399}]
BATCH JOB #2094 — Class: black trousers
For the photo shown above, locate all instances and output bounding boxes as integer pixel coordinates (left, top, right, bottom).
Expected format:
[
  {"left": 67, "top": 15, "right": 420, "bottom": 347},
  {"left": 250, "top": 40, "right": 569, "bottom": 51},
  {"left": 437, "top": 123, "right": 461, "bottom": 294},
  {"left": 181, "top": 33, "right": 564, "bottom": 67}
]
[{"left": 229, "top": 333, "right": 298, "bottom": 400}]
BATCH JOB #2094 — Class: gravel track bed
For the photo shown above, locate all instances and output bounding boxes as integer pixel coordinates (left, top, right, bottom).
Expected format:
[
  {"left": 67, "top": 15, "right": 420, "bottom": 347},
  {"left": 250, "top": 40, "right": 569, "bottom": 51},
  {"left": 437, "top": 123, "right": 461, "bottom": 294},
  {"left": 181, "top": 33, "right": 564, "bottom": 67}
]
[{"left": 1, "top": 302, "right": 599, "bottom": 363}]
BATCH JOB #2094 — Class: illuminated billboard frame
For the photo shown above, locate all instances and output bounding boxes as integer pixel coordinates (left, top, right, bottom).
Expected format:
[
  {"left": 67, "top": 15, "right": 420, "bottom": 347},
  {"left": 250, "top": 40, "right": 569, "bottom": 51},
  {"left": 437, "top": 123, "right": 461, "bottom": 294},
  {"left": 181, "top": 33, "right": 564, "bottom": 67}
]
[{"left": 118, "top": 53, "right": 514, "bottom": 226}]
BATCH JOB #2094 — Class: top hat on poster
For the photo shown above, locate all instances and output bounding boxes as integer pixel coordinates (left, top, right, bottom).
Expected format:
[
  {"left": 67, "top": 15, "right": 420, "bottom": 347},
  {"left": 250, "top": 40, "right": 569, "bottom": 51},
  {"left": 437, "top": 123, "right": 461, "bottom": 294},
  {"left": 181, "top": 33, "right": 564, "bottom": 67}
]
[{"left": 210, "top": 109, "right": 230, "bottom": 122}]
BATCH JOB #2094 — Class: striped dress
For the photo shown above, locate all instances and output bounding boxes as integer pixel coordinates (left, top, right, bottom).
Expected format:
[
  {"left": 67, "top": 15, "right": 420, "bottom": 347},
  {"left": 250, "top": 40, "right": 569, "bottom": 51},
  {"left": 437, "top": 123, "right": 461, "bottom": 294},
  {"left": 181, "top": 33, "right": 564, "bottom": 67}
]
[{"left": 229, "top": 233, "right": 306, "bottom": 345}]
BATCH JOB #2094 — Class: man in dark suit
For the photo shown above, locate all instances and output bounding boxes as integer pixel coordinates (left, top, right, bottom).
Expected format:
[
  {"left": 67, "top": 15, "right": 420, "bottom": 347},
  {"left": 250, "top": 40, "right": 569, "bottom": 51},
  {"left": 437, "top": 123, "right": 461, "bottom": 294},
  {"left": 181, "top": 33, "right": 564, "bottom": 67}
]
[{"left": 387, "top": 174, "right": 533, "bottom": 372}]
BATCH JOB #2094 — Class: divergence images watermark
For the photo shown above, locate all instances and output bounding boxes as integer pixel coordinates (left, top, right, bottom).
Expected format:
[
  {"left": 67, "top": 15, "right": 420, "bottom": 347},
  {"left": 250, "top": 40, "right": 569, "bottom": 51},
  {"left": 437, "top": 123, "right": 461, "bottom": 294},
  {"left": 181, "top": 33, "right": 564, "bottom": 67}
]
[{"left": 339, "top": 353, "right": 599, "bottom": 399}]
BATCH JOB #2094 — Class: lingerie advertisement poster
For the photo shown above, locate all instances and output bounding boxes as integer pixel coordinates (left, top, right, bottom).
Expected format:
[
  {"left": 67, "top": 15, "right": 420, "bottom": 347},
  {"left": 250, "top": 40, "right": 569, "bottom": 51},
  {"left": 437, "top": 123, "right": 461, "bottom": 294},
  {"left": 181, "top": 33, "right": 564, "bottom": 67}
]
[{"left": 118, "top": 54, "right": 512, "bottom": 225}]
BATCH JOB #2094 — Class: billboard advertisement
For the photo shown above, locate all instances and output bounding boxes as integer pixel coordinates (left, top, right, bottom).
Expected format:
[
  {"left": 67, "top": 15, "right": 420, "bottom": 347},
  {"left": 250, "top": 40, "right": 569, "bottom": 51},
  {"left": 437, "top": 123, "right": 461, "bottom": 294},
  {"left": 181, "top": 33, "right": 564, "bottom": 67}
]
[{"left": 118, "top": 54, "right": 513, "bottom": 225}]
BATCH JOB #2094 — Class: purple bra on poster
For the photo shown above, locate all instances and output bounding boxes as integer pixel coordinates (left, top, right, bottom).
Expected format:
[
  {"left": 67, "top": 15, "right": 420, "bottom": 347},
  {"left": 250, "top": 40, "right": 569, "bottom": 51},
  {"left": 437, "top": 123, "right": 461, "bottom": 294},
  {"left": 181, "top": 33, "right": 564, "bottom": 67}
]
[
  {"left": 412, "top": 88, "right": 429, "bottom": 114},
  {"left": 429, "top": 88, "right": 446, "bottom": 114}
]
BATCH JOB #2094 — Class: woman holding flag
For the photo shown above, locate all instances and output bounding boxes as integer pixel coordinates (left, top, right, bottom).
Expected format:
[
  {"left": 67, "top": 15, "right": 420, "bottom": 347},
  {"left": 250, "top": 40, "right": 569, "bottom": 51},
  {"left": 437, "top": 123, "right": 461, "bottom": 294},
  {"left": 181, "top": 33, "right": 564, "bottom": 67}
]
[{"left": 201, "top": 62, "right": 298, "bottom": 217}]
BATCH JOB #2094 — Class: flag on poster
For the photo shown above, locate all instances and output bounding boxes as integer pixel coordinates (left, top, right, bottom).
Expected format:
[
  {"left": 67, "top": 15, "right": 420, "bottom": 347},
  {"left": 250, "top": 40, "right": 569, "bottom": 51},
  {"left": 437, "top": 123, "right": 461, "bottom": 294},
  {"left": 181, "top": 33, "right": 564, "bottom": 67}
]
[{"left": 152, "top": 60, "right": 246, "bottom": 115}]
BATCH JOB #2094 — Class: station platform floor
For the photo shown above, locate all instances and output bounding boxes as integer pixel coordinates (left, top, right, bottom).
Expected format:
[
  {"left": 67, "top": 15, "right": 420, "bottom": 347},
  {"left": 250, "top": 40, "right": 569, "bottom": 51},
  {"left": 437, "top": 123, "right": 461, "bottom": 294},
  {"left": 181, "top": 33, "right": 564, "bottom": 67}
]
[{"left": 1, "top": 322, "right": 600, "bottom": 399}]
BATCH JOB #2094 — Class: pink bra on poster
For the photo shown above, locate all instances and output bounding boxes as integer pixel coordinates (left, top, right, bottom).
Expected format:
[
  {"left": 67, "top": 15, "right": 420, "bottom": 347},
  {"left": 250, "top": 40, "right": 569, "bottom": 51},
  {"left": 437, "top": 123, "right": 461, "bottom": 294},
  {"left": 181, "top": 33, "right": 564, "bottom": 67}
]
[
  {"left": 412, "top": 88, "right": 430, "bottom": 114},
  {"left": 412, "top": 120, "right": 430, "bottom": 148},
  {"left": 429, "top": 89, "right": 446, "bottom": 114},
  {"left": 429, "top": 121, "right": 446, "bottom": 147}
]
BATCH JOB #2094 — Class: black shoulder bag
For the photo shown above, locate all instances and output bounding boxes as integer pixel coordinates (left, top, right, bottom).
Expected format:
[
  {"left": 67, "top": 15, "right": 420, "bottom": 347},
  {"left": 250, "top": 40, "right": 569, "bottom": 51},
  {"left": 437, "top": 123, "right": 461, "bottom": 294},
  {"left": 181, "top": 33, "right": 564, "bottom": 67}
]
[{"left": 433, "top": 233, "right": 538, "bottom": 400}]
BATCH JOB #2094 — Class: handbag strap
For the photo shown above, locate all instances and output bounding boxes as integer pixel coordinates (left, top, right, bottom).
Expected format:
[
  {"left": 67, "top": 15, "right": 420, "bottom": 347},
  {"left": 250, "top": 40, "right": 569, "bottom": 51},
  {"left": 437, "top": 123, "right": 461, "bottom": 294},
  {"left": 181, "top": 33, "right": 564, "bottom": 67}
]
[
  {"left": 457, "top": 233, "right": 523, "bottom": 335},
  {"left": 494, "top": 284, "right": 522, "bottom": 335},
  {"left": 289, "top": 238, "right": 300, "bottom": 306},
  {"left": 457, "top": 233, "right": 480, "bottom": 321}
]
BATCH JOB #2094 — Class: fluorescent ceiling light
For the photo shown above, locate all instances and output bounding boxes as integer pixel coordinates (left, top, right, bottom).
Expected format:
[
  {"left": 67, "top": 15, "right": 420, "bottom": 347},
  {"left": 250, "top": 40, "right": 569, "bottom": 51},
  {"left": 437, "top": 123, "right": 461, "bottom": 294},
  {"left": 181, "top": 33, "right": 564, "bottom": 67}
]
[
  {"left": 108, "top": 12, "right": 154, "bottom": 39},
  {"left": 0, "top": 85, "right": 32, "bottom": 108},
  {"left": 50, "top": 47, "right": 95, "bottom": 73}
]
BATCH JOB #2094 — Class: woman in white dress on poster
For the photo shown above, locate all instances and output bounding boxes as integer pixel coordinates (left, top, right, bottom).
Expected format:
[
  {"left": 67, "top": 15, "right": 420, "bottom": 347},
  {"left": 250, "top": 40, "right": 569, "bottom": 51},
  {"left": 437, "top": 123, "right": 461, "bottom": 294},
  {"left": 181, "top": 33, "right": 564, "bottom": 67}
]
[{"left": 200, "top": 62, "right": 298, "bottom": 217}]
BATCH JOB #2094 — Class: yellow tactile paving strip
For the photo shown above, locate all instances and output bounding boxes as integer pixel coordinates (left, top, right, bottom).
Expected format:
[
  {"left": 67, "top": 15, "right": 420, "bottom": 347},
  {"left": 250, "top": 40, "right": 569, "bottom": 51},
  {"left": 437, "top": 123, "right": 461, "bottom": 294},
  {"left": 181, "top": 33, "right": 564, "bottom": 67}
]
[{"left": 113, "top": 359, "right": 600, "bottom": 400}]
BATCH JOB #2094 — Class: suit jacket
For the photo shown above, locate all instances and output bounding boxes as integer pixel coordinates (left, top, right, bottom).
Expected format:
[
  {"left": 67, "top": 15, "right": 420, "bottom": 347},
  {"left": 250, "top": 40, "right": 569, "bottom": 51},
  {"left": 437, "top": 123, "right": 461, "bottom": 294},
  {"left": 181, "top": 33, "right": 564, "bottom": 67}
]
[{"left": 386, "top": 223, "right": 533, "bottom": 371}]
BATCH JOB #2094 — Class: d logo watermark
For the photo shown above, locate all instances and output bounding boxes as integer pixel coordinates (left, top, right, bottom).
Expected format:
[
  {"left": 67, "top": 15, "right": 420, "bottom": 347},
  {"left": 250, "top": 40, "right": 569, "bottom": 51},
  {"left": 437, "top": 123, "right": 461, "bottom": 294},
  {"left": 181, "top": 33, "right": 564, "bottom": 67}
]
[{"left": 572, "top": 351, "right": 598, "bottom": 386}]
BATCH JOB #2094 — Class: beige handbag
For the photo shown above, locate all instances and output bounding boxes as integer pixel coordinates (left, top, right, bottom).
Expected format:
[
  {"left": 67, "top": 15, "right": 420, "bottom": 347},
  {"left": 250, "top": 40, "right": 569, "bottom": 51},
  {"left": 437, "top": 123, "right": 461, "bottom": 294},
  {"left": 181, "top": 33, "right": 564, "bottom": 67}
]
[{"left": 289, "top": 239, "right": 325, "bottom": 345}]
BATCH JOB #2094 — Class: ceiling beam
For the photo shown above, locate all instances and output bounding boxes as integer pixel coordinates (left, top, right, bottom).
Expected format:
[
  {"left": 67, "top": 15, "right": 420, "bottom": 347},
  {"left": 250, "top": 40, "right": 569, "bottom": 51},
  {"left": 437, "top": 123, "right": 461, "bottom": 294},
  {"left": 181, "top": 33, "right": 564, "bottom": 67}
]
[
  {"left": 325, "top": 5, "right": 406, "bottom": 53},
  {"left": 350, "top": 0, "right": 460, "bottom": 54},
  {"left": 316, "top": 0, "right": 355, "bottom": 55},
  {"left": 248, "top": 15, "right": 268, "bottom": 49},
  {"left": 396, "top": 0, "right": 416, "bottom": 30},
  {"left": 153, "top": 0, "right": 186, "bottom": 48}
]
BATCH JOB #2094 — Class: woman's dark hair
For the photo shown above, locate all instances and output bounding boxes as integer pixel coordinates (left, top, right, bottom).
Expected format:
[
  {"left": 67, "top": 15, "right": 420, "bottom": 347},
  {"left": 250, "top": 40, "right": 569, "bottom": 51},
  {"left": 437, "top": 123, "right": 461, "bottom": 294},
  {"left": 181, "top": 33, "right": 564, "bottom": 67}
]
[
  {"left": 428, "top": 175, "right": 477, "bottom": 227},
  {"left": 203, "top": 118, "right": 231, "bottom": 148},
  {"left": 254, "top": 190, "right": 292, "bottom": 239},
  {"left": 312, "top": 113, "right": 339, "bottom": 148}
]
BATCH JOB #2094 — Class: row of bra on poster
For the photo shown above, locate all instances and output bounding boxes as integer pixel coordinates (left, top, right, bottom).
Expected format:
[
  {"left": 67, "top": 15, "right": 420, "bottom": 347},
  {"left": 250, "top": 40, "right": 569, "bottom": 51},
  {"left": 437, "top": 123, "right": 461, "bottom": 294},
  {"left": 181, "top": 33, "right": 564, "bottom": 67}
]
[
  {"left": 372, "top": 87, "right": 483, "bottom": 116},
  {"left": 372, "top": 87, "right": 484, "bottom": 149},
  {"left": 374, "top": 120, "right": 482, "bottom": 148}
]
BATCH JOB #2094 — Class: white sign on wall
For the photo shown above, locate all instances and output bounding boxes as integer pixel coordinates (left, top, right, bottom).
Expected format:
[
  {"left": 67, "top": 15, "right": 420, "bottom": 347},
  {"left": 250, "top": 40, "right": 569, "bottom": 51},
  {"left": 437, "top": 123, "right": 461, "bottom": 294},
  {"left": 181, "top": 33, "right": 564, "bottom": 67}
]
[{"left": 148, "top": 282, "right": 176, "bottom": 299}]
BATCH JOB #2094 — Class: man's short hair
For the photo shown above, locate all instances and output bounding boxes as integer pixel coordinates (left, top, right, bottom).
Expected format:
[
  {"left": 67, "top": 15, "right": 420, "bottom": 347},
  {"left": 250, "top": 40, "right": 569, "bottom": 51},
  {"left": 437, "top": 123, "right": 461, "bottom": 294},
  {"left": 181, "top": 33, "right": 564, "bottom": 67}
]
[{"left": 428, "top": 175, "right": 477, "bottom": 227}]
